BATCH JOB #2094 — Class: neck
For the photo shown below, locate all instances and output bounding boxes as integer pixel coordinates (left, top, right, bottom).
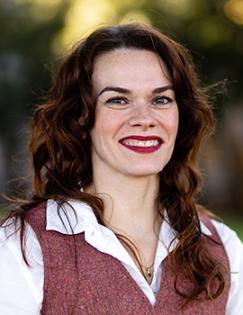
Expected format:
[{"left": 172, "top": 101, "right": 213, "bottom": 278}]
[
  {"left": 87, "top": 166, "right": 163, "bottom": 282},
  {"left": 87, "top": 170, "right": 161, "bottom": 234}
]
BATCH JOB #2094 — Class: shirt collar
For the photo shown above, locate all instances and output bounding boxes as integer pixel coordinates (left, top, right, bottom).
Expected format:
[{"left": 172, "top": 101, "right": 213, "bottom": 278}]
[
  {"left": 46, "top": 199, "right": 212, "bottom": 237},
  {"left": 46, "top": 199, "right": 100, "bottom": 235}
]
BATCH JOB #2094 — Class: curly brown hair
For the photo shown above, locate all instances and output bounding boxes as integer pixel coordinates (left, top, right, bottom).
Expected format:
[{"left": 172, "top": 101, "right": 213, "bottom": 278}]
[{"left": 3, "top": 23, "right": 226, "bottom": 306}]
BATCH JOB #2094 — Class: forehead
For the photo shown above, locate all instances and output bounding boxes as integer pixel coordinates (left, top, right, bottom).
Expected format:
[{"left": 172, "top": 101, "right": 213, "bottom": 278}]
[{"left": 91, "top": 48, "right": 172, "bottom": 93}]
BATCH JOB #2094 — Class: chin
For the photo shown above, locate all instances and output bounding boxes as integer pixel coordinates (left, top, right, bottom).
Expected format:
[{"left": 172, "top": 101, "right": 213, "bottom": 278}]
[{"left": 125, "top": 166, "right": 164, "bottom": 177}]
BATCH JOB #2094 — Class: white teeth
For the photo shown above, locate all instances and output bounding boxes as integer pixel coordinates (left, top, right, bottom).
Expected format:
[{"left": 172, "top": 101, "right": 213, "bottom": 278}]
[{"left": 122, "top": 139, "right": 159, "bottom": 147}]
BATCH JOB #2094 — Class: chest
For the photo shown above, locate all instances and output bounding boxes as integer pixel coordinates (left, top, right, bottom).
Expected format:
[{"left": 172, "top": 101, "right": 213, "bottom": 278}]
[{"left": 39, "top": 234, "right": 230, "bottom": 315}]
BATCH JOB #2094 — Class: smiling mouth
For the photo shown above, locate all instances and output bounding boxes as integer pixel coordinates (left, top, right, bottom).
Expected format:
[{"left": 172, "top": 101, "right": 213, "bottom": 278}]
[
  {"left": 122, "top": 139, "right": 160, "bottom": 147},
  {"left": 119, "top": 136, "right": 163, "bottom": 153}
]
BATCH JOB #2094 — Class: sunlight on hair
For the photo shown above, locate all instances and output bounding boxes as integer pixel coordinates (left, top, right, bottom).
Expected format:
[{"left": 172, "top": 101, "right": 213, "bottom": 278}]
[
  {"left": 52, "top": 0, "right": 114, "bottom": 53},
  {"left": 224, "top": 0, "right": 243, "bottom": 25}
]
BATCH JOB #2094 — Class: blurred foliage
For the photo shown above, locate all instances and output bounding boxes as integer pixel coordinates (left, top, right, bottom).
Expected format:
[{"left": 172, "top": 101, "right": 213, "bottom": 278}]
[
  {"left": 0, "top": 0, "right": 242, "bottom": 214},
  {"left": 224, "top": 217, "right": 243, "bottom": 240},
  {"left": 0, "top": 0, "right": 69, "bottom": 179},
  {"left": 55, "top": 0, "right": 243, "bottom": 100}
]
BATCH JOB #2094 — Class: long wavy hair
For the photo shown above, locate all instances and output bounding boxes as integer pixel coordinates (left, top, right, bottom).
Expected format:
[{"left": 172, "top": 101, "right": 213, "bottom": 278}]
[{"left": 2, "top": 23, "right": 225, "bottom": 305}]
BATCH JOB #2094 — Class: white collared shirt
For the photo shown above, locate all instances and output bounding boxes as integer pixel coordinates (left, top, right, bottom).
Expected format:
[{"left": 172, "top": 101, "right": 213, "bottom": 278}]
[{"left": 0, "top": 199, "right": 243, "bottom": 315}]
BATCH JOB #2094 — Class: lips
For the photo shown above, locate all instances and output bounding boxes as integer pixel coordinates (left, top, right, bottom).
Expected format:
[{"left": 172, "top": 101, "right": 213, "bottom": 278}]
[{"left": 119, "top": 136, "right": 163, "bottom": 153}]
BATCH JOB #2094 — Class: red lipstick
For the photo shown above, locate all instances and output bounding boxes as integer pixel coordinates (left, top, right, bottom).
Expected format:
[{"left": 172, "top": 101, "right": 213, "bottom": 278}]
[{"left": 119, "top": 136, "right": 163, "bottom": 154}]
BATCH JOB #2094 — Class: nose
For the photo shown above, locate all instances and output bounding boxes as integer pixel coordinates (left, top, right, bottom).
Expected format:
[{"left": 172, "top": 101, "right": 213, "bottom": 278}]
[{"left": 128, "top": 103, "right": 156, "bottom": 130}]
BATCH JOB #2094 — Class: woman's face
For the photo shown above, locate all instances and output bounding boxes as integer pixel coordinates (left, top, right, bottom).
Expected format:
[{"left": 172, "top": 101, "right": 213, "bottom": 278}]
[{"left": 90, "top": 48, "right": 179, "bottom": 179}]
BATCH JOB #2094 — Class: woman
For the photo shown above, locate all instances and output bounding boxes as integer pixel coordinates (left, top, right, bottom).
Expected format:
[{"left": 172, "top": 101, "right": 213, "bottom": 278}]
[{"left": 0, "top": 23, "right": 242, "bottom": 314}]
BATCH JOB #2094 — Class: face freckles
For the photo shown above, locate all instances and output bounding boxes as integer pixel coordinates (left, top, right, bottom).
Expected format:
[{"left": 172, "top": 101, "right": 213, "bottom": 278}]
[{"left": 90, "top": 48, "right": 179, "bottom": 179}]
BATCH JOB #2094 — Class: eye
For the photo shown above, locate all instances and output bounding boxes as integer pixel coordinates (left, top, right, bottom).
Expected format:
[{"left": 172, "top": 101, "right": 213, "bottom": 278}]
[
  {"left": 152, "top": 96, "right": 173, "bottom": 105},
  {"left": 106, "top": 96, "right": 128, "bottom": 105}
]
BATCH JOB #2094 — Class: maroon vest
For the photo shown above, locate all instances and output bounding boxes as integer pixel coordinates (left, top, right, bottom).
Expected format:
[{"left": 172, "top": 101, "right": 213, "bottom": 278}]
[{"left": 26, "top": 204, "right": 230, "bottom": 315}]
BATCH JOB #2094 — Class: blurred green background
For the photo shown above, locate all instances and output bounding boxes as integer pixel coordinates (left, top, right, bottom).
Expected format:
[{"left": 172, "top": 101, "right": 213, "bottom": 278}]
[{"left": 0, "top": 0, "right": 242, "bottom": 239}]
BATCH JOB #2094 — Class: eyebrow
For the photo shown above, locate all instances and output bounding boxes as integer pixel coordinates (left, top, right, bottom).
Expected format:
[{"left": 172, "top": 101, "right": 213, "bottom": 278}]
[{"left": 98, "top": 85, "right": 173, "bottom": 96}]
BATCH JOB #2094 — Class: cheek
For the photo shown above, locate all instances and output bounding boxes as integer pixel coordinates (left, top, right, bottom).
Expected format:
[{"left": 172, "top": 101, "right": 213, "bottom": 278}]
[
  {"left": 91, "top": 111, "right": 107, "bottom": 140},
  {"left": 92, "top": 109, "right": 126, "bottom": 139},
  {"left": 162, "top": 109, "right": 179, "bottom": 138}
]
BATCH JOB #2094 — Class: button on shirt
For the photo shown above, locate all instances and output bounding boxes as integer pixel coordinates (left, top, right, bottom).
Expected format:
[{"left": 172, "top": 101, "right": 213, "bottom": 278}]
[{"left": 0, "top": 199, "right": 243, "bottom": 315}]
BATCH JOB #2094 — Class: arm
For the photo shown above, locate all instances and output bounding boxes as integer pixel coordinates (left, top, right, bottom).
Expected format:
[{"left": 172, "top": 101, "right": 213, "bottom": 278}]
[
  {"left": 212, "top": 220, "right": 243, "bottom": 315},
  {"left": 0, "top": 222, "right": 43, "bottom": 315}
]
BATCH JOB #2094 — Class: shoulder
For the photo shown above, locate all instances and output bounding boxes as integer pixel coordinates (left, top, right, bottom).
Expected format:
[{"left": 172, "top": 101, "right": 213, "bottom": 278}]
[
  {"left": 26, "top": 202, "right": 47, "bottom": 219},
  {"left": 0, "top": 203, "right": 46, "bottom": 267},
  {"left": 211, "top": 219, "right": 243, "bottom": 271},
  {"left": 211, "top": 219, "right": 242, "bottom": 247},
  {"left": 198, "top": 211, "right": 243, "bottom": 275},
  {"left": 25, "top": 202, "right": 47, "bottom": 232},
  {"left": 210, "top": 220, "right": 243, "bottom": 314},
  {"left": 0, "top": 210, "right": 44, "bottom": 281},
  {"left": 0, "top": 216, "right": 43, "bottom": 314},
  {"left": 198, "top": 212, "right": 243, "bottom": 252},
  {"left": 198, "top": 213, "right": 243, "bottom": 270},
  {"left": 0, "top": 202, "right": 47, "bottom": 242},
  {"left": 0, "top": 215, "right": 43, "bottom": 265}
]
